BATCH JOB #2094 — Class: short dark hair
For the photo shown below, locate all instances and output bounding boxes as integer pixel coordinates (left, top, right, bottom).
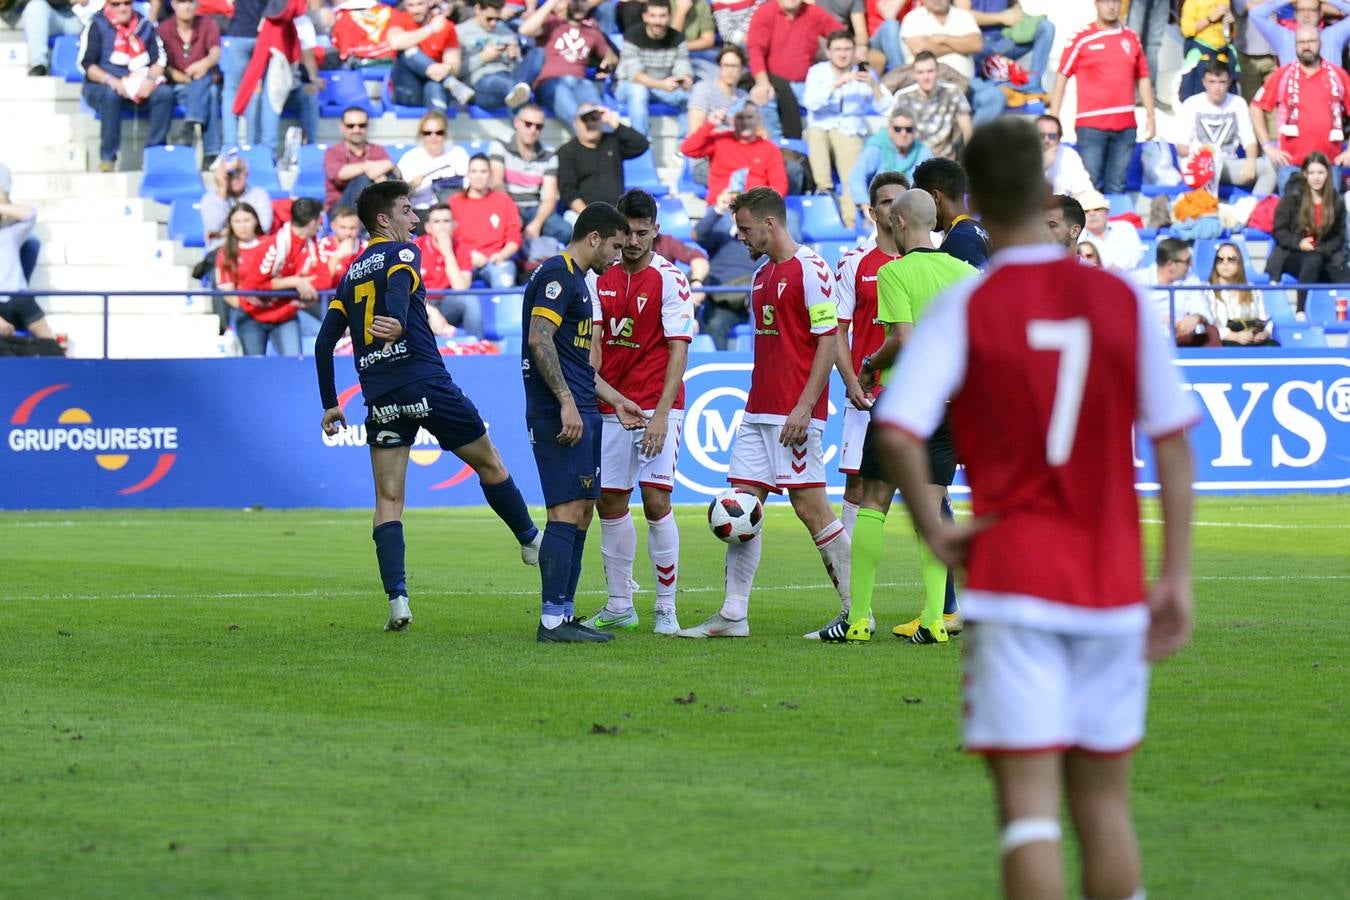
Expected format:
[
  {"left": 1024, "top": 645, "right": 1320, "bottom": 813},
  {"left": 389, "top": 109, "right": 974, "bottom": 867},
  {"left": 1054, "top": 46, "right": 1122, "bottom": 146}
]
[
  {"left": 340, "top": 105, "right": 367, "bottom": 123},
  {"left": 868, "top": 171, "right": 910, "bottom": 208},
  {"left": 1156, "top": 236, "right": 1191, "bottom": 267},
  {"left": 1203, "top": 57, "right": 1232, "bottom": 79},
  {"left": 913, "top": 157, "right": 966, "bottom": 201},
  {"left": 356, "top": 180, "right": 411, "bottom": 233},
  {"left": 1036, "top": 113, "right": 1063, "bottom": 137},
  {"left": 1048, "top": 193, "right": 1085, "bottom": 232},
  {"left": 428, "top": 202, "right": 452, "bottom": 216},
  {"left": 719, "top": 45, "right": 747, "bottom": 66},
  {"left": 476, "top": 0, "right": 505, "bottom": 9},
  {"left": 730, "top": 186, "right": 787, "bottom": 222},
  {"left": 963, "top": 118, "right": 1045, "bottom": 227},
  {"left": 826, "top": 27, "right": 854, "bottom": 46},
  {"left": 644, "top": 0, "right": 671, "bottom": 10},
  {"left": 291, "top": 197, "right": 324, "bottom": 227},
  {"left": 330, "top": 204, "right": 359, "bottom": 221},
  {"left": 615, "top": 188, "right": 659, "bottom": 223},
  {"left": 913, "top": 50, "right": 938, "bottom": 66},
  {"left": 572, "top": 201, "right": 631, "bottom": 243}
]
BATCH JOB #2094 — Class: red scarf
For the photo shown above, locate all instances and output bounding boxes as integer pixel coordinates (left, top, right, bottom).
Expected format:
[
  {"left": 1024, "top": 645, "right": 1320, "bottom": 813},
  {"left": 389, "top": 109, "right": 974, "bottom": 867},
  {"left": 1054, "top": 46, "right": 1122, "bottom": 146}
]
[
  {"left": 1275, "top": 61, "right": 1345, "bottom": 143},
  {"left": 107, "top": 9, "right": 150, "bottom": 70}
]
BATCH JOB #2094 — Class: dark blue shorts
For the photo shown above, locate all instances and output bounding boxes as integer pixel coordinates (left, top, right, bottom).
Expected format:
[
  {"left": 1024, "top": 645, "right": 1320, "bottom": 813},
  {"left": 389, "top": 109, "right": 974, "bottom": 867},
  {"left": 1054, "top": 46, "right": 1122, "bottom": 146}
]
[
  {"left": 364, "top": 376, "right": 487, "bottom": 451},
  {"left": 528, "top": 412, "right": 602, "bottom": 507}
]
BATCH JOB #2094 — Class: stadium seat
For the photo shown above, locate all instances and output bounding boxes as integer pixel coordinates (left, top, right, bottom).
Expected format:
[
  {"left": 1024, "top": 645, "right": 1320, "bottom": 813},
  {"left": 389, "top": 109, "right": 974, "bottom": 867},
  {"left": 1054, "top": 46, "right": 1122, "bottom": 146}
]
[
  {"left": 689, "top": 333, "right": 715, "bottom": 353},
  {"left": 812, "top": 240, "right": 855, "bottom": 269},
  {"left": 139, "top": 145, "right": 203, "bottom": 204},
  {"left": 236, "top": 145, "right": 286, "bottom": 199},
  {"left": 467, "top": 104, "right": 512, "bottom": 119},
  {"left": 730, "top": 322, "right": 751, "bottom": 339},
  {"left": 383, "top": 142, "right": 415, "bottom": 162},
  {"left": 776, "top": 138, "right": 808, "bottom": 157},
  {"left": 320, "top": 70, "right": 380, "bottom": 117},
  {"left": 51, "top": 34, "right": 82, "bottom": 83},
  {"left": 1305, "top": 290, "right": 1350, "bottom": 332},
  {"left": 676, "top": 156, "right": 703, "bottom": 197},
  {"left": 292, "top": 143, "right": 328, "bottom": 199},
  {"left": 167, "top": 197, "right": 205, "bottom": 248},
  {"left": 481, "top": 294, "right": 523, "bottom": 340},
  {"left": 19, "top": 237, "right": 40, "bottom": 283},
  {"left": 460, "top": 140, "right": 493, "bottom": 158},
  {"left": 733, "top": 333, "right": 754, "bottom": 352},
  {"left": 785, "top": 195, "right": 853, "bottom": 242},
  {"left": 1105, "top": 193, "right": 1134, "bottom": 218},
  {"left": 623, "top": 149, "right": 669, "bottom": 197},
  {"left": 656, "top": 195, "right": 692, "bottom": 241},
  {"left": 1283, "top": 326, "right": 1328, "bottom": 347}
]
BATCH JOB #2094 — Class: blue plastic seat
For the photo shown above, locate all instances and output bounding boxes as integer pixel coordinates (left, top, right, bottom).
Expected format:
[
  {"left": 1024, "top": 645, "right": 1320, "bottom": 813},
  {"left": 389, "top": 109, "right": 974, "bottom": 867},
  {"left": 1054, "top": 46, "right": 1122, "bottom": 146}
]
[
  {"left": 320, "top": 69, "right": 380, "bottom": 117},
  {"left": 785, "top": 195, "right": 853, "bottom": 242},
  {"left": 460, "top": 140, "right": 494, "bottom": 158},
  {"left": 51, "top": 34, "right": 82, "bottom": 82},
  {"left": 812, "top": 240, "right": 855, "bottom": 269},
  {"left": 482, "top": 294, "right": 523, "bottom": 340},
  {"left": 1305, "top": 290, "right": 1350, "bottom": 332},
  {"left": 676, "top": 156, "right": 703, "bottom": 197},
  {"left": 730, "top": 323, "right": 752, "bottom": 338},
  {"left": 656, "top": 195, "right": 692, "bottom": 241},
  {"left": 139, "top": 145, "right": 203, "bottom": 204},
  {"left": 1104, "top": 193, "right": 1134, "bottom": 218},
  {"left": 167, "top": 197, "right": 205, "bottom": 248},
  {"left": 467, "top": 104, "right": 512, "bottom": 119},
  {"left": 776, "top": 137, "right": 808, "bottom": 157},
  {"left": 622, "top": 149, "right": 669, "bottom": 197},
  {"left": 292, "top": 143, "right": 328, "bottom": 199},
  {"left": 689, "top": 333, "right": 715, "bottom": 353},
  {"left": 733, "top": 333, "right": 754, "bottom": 352},
  {"left": 236, "top": 144, "right": 286, "bottom": 199},
  {"left": 1283, "top": 326, "right": 1327, "bottom": 347}
]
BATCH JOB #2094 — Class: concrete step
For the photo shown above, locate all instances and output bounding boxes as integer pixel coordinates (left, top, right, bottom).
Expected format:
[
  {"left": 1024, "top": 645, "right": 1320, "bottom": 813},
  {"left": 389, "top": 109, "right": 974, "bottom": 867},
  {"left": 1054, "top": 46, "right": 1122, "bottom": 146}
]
[
  {"left": 33, "top": 220, "right": 164, "bottom": 248},
  {"left": 6, "top": 142, "right": 88, "bottom": 174},
  {"left": 40, "top": 293, "right": 215, "bottom": 316},
  {"left": 10, "top": 113, "right": 103, "bottom": 144},
  {"left": 0, "top": 70, "right": 82, "bottom": 101},
  {"left": 30, "top": 264, "right": 193, "bottom": 292},
  {"left": 0, "top": 39, "right": 28, "bottom": 69},
  {"left": 46, "top": 312, "right": 229, "bottom": 359},
  {"left": 39, "top": 236, "right": 197, "bottom": 268},
  {"left": 38, "top": 196, "right": 158, "bottom": 224},
  {"left": 12, "top": 170, "right": 142, "bottom": 199}
]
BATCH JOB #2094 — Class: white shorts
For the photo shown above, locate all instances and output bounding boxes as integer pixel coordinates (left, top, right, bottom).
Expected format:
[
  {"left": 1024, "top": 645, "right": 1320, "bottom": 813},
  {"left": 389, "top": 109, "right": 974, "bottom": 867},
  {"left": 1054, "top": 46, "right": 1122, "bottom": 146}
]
[
  {"left": 839, "top": 405, "right": 870, "bottom": 475},
  {"left": 600, "top": 410, "right": 684, "bottom": 492},
  {"left": 727, "top": 421, "right": 826, "bottom": 494},
  {"left": 962, "top": 620, "right": 1149, "bottom": 756}
]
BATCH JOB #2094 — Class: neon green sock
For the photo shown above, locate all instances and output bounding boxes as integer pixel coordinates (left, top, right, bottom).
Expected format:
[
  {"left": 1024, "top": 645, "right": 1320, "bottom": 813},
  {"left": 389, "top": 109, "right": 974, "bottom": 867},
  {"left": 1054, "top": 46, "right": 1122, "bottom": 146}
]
[
  {"left": 916, "top": 537, "right": 948, "bottom": 630},
  {"left": 847, "top": 508, "right": 886, "bottom": 626}
]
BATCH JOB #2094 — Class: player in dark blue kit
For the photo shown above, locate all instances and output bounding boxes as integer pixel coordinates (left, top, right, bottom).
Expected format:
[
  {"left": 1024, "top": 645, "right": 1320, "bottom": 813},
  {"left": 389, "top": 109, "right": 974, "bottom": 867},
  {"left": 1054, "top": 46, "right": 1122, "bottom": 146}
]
[
  {"left": 523, "top": 202, "right": 648, "bottom": 643},
  {"left": 914, "top": 157, "right": 991, "bottom": 270},
  {"left": 314, "top": 180, "right": 542, "bottom": 632}
]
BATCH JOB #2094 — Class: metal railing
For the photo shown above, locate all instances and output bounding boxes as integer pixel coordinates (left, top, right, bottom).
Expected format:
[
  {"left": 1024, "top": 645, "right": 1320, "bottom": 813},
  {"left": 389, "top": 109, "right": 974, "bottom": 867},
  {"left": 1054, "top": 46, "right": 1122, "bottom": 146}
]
[{"left": 9, "top": 282, "right": 1345, "bottom": 360}]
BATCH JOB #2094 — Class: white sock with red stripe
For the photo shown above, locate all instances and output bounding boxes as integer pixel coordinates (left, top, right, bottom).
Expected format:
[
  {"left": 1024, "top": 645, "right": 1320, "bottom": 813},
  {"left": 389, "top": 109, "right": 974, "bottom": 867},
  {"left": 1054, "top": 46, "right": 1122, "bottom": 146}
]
[
  {"left": 719, "top": 533, "right": 761, "bottom": 621},
  {"left": 646, "top": 511, "right": 679, "bottom": 613},
  {"left": 813, "top": 520, "right": 852, "bottom": 613},
  {"left": 840, "top": 500, "right": 860, "bottom": 537},
  {"left": 599, "top": 511, "right": 637, "bottom": 613}
]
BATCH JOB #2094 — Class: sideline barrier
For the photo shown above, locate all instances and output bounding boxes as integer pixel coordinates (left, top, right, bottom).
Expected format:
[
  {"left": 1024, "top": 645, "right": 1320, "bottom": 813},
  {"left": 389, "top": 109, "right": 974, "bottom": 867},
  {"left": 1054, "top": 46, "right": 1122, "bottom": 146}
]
[{"left": 1, "top": 350, "right": 1347, "bottom": 509}]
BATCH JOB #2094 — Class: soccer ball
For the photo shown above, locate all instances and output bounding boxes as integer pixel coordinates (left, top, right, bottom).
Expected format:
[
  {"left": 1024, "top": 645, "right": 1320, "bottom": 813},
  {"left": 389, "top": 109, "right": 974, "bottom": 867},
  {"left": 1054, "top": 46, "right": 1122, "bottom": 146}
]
[{"left": 707, "top": 489, "right": 764, "bottom": 543}]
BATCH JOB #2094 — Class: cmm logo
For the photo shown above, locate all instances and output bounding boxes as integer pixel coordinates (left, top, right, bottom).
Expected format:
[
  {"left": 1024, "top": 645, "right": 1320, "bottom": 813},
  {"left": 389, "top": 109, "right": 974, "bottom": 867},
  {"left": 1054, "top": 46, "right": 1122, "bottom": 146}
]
[
  {"left": 7, "top": 383, "right": 177, "bottom": 495},
  {"left": 319, "top": 384, "right": 474, "bottom": 490},
  {"left": 677, "top": 362, "right": 839, "bottom": 496}
]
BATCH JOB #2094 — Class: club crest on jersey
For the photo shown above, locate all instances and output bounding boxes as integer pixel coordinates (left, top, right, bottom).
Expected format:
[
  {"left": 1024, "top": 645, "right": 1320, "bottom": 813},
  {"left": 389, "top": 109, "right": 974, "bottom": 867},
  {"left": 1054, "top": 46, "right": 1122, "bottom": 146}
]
[
  {"left": 545, "top": 281, "right": 562, "bottom": 300},
  {"left": 398, "top": 248, "right": 415, "bottom": 263},
  {"left": 777, "top": 280, "right": 787, "bottom": 298},
  {"left": 636, "top": 293, "right": 650, "bottom": 314}
]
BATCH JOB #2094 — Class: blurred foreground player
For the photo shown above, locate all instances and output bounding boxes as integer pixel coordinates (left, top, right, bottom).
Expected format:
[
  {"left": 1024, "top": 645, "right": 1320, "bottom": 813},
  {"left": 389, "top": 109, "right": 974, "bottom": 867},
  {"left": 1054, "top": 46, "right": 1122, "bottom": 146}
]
[
  {"left": 314, "top": 181, "right": 542, "bottom": 632},
  {"left": 523, "top": 202, "right": 648, "bottom": 643},
  {"left": 875, "top": 118, "right": 1198, "bottom": 900}
]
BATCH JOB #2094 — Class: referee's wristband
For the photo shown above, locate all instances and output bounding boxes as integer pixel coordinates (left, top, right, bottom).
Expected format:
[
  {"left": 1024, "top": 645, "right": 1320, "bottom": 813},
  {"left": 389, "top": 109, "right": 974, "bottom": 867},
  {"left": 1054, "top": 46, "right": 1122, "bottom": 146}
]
[{"left": 860, "top": 354, "right": 873, "bottom": 373}]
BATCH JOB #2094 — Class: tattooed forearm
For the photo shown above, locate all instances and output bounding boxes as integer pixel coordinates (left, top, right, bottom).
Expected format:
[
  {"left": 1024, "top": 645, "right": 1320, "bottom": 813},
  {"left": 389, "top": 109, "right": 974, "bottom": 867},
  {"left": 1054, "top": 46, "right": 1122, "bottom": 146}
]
[{"left": 528, "top": 317, "right": 574, "bottom": 403}]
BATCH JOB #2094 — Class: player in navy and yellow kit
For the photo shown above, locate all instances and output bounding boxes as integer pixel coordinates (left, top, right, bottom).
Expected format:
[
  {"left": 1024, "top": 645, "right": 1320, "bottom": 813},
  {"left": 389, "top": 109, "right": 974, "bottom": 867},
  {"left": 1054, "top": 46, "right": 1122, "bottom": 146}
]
[
  {"left": 522, "top": 201, "right": 648, "bottom": 643},
  {"left": 314, "top": 180, "right": 542, "bottom": 632}
]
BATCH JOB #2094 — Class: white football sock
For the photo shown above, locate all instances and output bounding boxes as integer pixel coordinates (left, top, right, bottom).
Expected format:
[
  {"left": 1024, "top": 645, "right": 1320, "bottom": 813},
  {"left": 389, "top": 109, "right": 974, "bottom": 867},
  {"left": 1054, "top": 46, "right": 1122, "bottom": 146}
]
[
  {"left": 841, "top": 499, "right": 860, "bottom": 537},
  {"left": 814, "top": 519, "right": 852, "bottom": 613},
  {"left": 646, "top": 510, "right": 680, "bottom": 613},
  {"left": 599, "top": 511, "right": 637, "bottom": 613},
  {"left": 719, "top": 533, "right": 762, "bottom": 621}
]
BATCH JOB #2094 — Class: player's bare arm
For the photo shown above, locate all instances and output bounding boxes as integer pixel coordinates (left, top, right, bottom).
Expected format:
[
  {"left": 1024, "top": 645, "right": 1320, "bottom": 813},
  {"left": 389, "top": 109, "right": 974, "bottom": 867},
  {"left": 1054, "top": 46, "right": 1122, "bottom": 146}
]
[
  {"left": 527, "top": 316, "right": 583, "bottom": 445},
  {"left": 834, "top": 329, "right": 871, "bottom": 410},
  {"left": 880, "top": 427, "right": 988, "bottom": 569},
  {"left": 1147, "top": 430, "right": 1196, "bottom": 662},
  {"left": 594, "top": 375, "right": 648, "bottom": 430},
  {"left": 642, "top": 339, "right": 689, "bottom": 457},
  {"left": 782, "top": 333, "right": 839, "bottom": 447},
  {"left": 859, "top": 321, "right": 914, "bottom": 392}
]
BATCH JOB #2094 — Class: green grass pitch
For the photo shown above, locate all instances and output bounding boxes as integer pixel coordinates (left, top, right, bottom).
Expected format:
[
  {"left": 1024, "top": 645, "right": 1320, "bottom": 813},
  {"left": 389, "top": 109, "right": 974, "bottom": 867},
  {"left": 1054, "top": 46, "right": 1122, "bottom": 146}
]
[{"left": 0, "top": 496, "right": 1346, "bottom": 898}]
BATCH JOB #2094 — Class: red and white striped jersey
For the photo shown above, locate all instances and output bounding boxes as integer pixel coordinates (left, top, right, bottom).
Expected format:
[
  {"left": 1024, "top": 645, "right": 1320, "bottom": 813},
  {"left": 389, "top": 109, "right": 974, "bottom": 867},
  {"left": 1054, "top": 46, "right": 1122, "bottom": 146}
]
[
  {"left": 874, "top": 244, "right": 1198, "bottom": 634},
  {"left": 593, "top": 253, "right": 696, "bottom": 412},
  {"left": 747, "top": 244, "right": 839, "bottom": 426},
  {"left": 836, "top": 242, "right": 900, "bottom": 376}
]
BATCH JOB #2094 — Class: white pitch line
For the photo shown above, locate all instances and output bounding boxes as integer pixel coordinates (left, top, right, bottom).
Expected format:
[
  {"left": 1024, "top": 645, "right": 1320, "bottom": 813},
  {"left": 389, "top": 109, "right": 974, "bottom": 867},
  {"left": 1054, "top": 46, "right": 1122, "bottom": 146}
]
[{"left": 1140, "top": 518, "right": 1347, "bottom": 529}]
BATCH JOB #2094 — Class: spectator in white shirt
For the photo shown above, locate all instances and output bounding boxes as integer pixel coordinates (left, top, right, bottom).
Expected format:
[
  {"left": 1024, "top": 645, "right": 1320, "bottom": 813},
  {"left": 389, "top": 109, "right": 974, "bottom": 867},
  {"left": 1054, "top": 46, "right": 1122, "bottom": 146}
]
[
  {"left": 1131, "top": 236, "right": 1213, "bottom": 332},
  {"left": 803, "top": 29, "right": 892, "bottom": 228},
  {"left": 1078, "top": 189, "right": 1144, "bottom": 272},
  {"left": 1038, "top": 114, "right": 1094, "bottom": 196},
  {"left": 396, "top": 110, "right": 471, "bottom": 213},
  {"left": 1175, "top": 57, "right": 1277, "bottom": 194}
]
